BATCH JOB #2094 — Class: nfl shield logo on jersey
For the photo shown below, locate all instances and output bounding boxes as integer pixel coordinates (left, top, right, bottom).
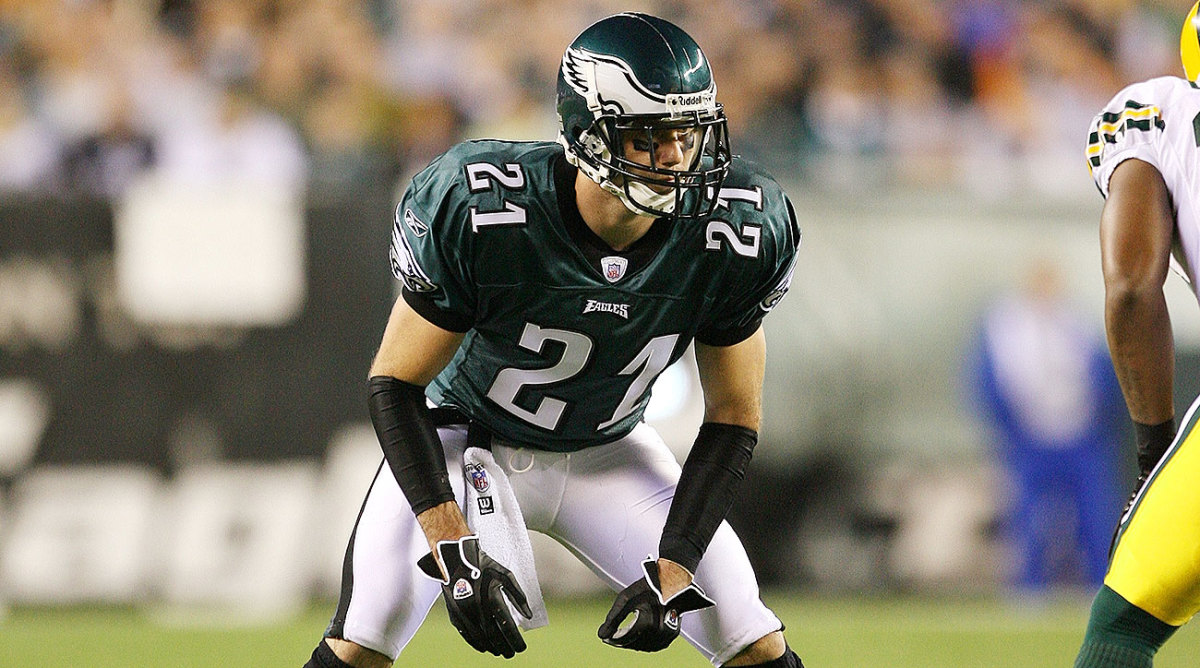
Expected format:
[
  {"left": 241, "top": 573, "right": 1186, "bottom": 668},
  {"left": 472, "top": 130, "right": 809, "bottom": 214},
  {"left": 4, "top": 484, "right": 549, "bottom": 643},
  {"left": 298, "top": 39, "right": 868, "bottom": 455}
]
[
  {"left": 465, "top": 463, "right": 490, "bottom": 493},
  {"left": 601, "top": 256, "right": 628, "bottom": 283}
]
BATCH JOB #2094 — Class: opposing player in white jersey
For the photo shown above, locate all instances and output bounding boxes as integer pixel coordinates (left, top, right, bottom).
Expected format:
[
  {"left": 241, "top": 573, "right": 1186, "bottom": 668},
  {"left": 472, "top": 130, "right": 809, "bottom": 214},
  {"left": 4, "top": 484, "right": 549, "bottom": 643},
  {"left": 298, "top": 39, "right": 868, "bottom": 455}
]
[
  {"left": 301, "top": 12, "right": 805, "bottom": 668},
  {"left": 1075, "top": 3, "right": 1200, "bottom": 666}
]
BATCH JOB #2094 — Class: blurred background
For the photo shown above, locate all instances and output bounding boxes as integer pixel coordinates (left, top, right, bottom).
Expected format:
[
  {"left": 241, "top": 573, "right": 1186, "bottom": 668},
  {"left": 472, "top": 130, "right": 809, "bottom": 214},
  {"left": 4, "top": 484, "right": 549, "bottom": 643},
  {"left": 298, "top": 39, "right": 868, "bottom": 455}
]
[{"left": 3, "top": 0, "right": 1200, "bottom": 632}]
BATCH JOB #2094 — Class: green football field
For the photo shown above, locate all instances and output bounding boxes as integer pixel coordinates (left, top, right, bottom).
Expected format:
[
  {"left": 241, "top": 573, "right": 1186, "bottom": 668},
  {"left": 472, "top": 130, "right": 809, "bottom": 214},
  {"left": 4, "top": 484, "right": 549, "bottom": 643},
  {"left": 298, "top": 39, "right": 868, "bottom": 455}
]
[{"left": 4, "top": 593, "right": 1197, "bottom": 667}]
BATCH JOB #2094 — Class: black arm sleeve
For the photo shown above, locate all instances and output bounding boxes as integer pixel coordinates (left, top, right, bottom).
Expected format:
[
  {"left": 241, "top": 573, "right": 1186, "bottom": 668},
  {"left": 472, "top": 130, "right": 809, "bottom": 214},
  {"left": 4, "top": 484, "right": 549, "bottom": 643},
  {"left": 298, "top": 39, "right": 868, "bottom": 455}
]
[
  {"left": 367, "top": 376, "right": 456, "bottom": 515},
  {"left": 1134, "top": 417, "right": 1176, "bottom": 475},
  {"left": 658, "top": 422, "right": 757, "bottom": 574}
]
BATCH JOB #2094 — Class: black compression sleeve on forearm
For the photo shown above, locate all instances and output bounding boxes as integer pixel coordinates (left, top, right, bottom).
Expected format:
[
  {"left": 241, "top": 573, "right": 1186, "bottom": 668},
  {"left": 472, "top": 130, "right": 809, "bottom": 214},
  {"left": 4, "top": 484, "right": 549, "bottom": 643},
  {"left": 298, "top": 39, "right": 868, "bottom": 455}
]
[
  {"left": 367, "top": 376, "right": 456, "bottom": 515},
  {"left": 1134, "top": 417, "right": 1176, "bottom": 475},
  {"left": 658, "top": 422, "right": 757, "bottom": 574}
]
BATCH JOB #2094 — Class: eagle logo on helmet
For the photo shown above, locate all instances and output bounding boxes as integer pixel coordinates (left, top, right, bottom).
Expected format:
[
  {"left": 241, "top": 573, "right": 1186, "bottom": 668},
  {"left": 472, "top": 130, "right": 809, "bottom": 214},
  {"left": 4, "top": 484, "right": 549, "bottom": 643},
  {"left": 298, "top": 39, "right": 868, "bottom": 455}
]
[
  {"left": 561, "top": 47, "right": 600, "bottom": 110},
  {"left": 561, "top": 47, "right": 717, "bottom": 118},
  {"left": 562, "top": 47, "right": 658, "bottom": 116}
]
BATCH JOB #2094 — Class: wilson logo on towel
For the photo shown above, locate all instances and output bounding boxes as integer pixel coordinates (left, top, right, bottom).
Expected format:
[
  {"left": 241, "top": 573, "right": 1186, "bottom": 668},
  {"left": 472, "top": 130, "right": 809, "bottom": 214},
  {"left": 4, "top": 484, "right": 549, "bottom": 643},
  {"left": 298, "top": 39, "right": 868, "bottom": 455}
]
[{"left": 477, "top": 496, "right": 494, "bottom": 515}]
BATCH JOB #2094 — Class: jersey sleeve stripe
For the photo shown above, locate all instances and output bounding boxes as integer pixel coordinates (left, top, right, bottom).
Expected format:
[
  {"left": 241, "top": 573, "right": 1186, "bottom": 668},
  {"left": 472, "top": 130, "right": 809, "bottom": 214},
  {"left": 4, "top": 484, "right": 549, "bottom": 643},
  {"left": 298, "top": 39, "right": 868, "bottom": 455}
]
[{"left": 1086, "top": 101, "right": 1165, "bottom": 175}]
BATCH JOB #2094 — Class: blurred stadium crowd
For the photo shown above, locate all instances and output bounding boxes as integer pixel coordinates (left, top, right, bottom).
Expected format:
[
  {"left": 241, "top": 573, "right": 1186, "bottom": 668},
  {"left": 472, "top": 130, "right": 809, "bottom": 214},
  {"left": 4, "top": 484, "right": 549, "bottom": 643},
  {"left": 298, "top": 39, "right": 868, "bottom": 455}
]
[
  {"left": 0, "top": 0, "right": 1186, "bottom": 201},
  {"left": 3, "top": 0, "right": 1186, "bottom": 605}
]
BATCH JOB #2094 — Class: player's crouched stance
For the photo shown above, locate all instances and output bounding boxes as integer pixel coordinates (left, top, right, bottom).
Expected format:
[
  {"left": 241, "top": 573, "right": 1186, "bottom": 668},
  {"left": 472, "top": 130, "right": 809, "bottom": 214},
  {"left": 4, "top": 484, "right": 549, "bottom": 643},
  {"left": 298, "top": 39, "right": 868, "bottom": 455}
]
[{"left": 304, "top": 12, "right": 804, "bottom": 668}]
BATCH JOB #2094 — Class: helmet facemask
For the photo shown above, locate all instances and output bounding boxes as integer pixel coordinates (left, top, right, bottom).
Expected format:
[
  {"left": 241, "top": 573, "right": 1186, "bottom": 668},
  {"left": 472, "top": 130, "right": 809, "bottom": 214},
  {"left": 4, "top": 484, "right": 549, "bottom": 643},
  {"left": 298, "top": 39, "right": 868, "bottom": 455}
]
[
  {"left": 616, "top": 112, "right": 729, "bottom": 218},
  {"left": 556, "top": 13, "right": 732, "bottom": 221},
  {"left": 563, "top": 105, "right": 730, "bottom": 220}
]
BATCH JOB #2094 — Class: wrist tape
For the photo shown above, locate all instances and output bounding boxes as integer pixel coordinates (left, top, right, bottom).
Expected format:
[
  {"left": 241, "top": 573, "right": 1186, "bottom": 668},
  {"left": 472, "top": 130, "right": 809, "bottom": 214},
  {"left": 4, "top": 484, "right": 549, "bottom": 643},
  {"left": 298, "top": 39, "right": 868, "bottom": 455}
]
[{"left": 1134, "top": 417, "right": 1176, "bottom": 475}]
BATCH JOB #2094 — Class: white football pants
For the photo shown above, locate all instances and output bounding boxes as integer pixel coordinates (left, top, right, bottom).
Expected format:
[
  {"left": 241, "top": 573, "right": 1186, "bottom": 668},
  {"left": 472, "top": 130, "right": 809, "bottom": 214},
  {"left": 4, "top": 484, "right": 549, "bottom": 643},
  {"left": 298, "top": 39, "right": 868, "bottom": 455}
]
[{"left": 327, "top": 421, "right": 782, "bottom": 666}]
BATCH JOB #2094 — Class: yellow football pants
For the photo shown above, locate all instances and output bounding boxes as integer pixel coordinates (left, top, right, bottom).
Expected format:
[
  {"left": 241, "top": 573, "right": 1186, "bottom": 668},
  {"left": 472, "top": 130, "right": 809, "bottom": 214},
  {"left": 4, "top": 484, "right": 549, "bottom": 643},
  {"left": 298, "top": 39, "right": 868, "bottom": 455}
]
[{"left": 1106, "top": 396, "right": 1200, "bottom": 626}]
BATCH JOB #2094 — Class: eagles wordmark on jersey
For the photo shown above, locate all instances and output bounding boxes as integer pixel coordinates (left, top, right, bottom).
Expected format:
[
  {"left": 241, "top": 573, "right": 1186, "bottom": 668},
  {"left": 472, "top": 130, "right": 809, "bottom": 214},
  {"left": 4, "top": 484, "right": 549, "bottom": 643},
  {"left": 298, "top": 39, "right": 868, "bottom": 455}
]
[{"left": 390, "top": 139, "right": 800, "bottom": 452}]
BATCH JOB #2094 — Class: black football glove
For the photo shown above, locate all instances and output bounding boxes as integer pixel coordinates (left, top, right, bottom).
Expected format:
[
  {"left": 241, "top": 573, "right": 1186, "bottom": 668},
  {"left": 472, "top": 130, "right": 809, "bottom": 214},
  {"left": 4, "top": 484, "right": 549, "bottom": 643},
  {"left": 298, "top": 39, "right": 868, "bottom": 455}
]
[
  {"left": 417, "top": 535, "right": 533, "bottom": 659},
  {"left": 597, "top": 559, "right": 715, "bottom": 652}
]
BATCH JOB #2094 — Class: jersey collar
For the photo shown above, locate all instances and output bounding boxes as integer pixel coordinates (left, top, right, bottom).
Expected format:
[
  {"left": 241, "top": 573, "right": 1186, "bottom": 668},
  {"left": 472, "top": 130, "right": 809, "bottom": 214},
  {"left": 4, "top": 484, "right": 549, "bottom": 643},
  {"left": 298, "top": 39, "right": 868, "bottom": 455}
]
[{"left": 553, "top": 151, "right": 672, "bottom": 282}]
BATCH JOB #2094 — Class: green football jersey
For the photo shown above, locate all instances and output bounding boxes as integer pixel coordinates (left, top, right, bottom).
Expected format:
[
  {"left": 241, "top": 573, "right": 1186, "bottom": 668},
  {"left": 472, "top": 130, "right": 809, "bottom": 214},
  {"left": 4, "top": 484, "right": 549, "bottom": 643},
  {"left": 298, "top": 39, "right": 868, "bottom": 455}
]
[{"left": 390, "top": 139, "right": 799, "bottom": 451}]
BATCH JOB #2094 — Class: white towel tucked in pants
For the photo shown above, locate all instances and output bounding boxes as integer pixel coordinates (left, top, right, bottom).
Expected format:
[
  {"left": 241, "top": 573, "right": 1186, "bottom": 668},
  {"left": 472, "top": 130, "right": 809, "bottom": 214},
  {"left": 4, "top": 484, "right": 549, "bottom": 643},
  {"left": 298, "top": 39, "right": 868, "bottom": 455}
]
[{"left": 462, "top": 446, "right": 549, "bottom": 630}]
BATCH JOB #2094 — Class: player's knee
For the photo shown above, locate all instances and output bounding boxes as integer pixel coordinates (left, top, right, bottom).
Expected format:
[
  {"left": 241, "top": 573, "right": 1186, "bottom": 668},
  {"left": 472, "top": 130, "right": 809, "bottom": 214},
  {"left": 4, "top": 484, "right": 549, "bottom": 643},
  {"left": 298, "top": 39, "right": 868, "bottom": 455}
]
[{"left": 303, "top": 638, "right": 391, "bottom": 668}]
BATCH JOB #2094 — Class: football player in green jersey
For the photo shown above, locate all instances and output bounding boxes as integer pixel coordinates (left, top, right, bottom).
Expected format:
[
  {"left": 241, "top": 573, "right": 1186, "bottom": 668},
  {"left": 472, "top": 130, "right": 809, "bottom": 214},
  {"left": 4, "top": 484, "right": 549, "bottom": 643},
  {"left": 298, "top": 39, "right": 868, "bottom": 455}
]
[{"left": 305, "top": 12, "right": 803, "bottom": 668}]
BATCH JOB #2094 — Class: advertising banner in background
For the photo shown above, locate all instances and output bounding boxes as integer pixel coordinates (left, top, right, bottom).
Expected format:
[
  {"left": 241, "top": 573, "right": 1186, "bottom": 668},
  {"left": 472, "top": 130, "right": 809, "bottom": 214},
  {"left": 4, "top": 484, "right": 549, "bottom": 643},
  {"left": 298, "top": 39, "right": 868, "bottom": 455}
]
[
  {"left": 0, "top": 194, "right": 394, "bottom": 470},
  {"left": 8, "top": 191, "right": 1190, "bottom": 611}
]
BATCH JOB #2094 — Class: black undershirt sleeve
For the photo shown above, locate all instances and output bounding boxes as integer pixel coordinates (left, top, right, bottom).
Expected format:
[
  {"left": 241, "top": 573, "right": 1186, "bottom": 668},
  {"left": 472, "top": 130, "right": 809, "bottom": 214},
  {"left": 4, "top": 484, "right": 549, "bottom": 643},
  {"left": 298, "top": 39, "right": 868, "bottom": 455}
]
[
  {"left": 367, "top": 376, "right": 456, "bottom": 515},
  {"left": 401, "top": 288, "right": 473, "bottom": 333},
  {"left": 658, "top": 422, "right": 757, "bottom": 574}
]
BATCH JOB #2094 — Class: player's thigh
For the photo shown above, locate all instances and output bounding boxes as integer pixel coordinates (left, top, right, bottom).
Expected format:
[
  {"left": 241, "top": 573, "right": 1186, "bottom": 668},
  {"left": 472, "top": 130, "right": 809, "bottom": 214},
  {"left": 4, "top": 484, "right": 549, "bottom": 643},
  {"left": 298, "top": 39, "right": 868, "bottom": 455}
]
[
  {"left": 1107, "top": 401, "right": 1200, "bottom": 626},
  {"left": 330, "top": 425, "right": 470, "bottom": 658},
  {"left": 548, "top": 424, "right": 781, "bottom": 664},
  {"left": 546, "top": 423, "right": 682, "bottom": 588}
]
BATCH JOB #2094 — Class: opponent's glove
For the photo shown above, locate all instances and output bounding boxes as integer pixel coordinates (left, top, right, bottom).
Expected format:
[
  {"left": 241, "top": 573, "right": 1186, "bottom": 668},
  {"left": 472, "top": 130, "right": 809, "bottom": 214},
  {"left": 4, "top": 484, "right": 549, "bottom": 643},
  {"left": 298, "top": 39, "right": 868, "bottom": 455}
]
[
  {"left": 417, "top": 535, "right": 532, "bottom": 658},
  {"left": 597, "top": 559, "right": 715, "bottom": 652}
]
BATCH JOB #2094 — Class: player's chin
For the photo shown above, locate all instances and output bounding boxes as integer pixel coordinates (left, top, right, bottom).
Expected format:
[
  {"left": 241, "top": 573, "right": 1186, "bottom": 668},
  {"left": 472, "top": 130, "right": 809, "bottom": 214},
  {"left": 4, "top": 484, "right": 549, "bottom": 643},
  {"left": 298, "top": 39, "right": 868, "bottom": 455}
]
[{"left": 636, "top": 175, "right": 677, "bottom": 195}]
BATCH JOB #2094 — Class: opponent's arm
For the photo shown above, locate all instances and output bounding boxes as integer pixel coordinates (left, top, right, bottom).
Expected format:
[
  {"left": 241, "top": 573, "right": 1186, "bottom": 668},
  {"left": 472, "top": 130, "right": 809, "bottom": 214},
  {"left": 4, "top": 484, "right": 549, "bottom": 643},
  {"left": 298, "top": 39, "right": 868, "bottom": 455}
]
[{"left": 1101, "top": 158, "right": 1177, "bottom": 472}]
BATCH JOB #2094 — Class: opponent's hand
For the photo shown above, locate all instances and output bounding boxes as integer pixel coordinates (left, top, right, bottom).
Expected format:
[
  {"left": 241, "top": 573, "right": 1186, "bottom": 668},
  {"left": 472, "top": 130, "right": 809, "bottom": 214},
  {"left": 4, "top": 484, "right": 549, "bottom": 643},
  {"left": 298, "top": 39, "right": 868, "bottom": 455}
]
[
  {"left": 597, "top": 559, "right": 715, "bottom": 652},
  {"left": 417, "top": 535, "right": 533, "bottom": 658}
]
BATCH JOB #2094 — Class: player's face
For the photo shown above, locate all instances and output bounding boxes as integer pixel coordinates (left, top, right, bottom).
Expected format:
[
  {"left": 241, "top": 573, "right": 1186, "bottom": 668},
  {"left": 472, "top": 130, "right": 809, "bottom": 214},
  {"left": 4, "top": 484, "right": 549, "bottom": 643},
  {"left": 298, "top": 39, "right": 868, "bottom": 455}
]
[{"left": 619, "top": 125, "right": 704, "bottom": 191}]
